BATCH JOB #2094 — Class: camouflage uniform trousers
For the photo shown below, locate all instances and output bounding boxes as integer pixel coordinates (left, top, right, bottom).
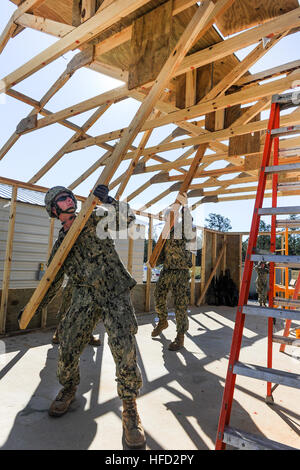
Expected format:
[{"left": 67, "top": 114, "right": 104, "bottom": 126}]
[
  {"left": 256, "top": 273, "right": 269, "bottom": 306},
  {"left": 154, "top": 268, "right": 190, "bottom": 334},
  {"left": 57, "top": 286, "right": 142, "bottom": 399}
]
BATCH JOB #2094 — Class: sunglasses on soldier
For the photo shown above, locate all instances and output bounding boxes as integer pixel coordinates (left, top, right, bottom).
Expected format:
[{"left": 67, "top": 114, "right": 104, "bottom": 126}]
[{"left": 55, "top": 194, "right": 72, "bottom": 203}]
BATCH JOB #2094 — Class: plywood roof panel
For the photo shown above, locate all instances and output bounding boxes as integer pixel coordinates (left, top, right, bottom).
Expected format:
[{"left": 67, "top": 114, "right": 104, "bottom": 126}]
[{"left": 215, "top": 0, "right": 299, "bottom": 36}]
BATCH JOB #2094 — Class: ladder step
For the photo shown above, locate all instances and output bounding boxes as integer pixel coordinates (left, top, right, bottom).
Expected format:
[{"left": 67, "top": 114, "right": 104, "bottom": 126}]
[
  {"left": 233, "top": 362, "right": 300, "bottom": 389},
  {"left": 243, "top": 305, "right": 300, "bottom": 322},
  {"left": 258, "top": 206, "right": 300, "bottom": 216},
  {"left": 223, "top": 426, "right": 297, "bottom": 450},
  {"left": 273, "top": 297, "right": 300, "bottom": 308},
  {"left": 271, "top": 125, "right": 300, "bottom": 138},
  {"left": 272, "top": 93, "right": 299, "bottom": 111},
  {"left": 265, "top": 162, "right": 300, "bottom": 173},
  {"left": 272, "top": 335, "right": 300, "bottom": 346},
  {"left": 251, "top": 254, "right": 300, "bottom": 267}
]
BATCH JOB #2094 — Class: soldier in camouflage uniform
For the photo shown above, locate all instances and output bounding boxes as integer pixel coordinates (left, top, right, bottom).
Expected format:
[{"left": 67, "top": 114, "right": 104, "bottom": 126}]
[
  {"left": 255, "top": 261, "right": 270, "bottom": 307},
  {"left": 152, "top": 205, "right": 196, "bottom": 351},
  {"left": 52, "top": 280, "right": 101, "bottom": 347},
  {"left": 20, "top": 185, "right": 145, "bottom": 448}
]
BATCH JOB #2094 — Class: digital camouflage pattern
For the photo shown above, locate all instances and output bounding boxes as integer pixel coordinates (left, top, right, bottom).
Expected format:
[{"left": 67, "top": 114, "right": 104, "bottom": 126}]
[
  {"left": 154, "top": 208, "right": 195, "bottom": 334},
  {"left": 40, "top": 199, "right": 142, "bottom": 399},
  {"left": 255, "top": 261, "right": 270, "bottom": 307},
  {"left": 154, "top": 268, "right": 190, "bottom": 334}
]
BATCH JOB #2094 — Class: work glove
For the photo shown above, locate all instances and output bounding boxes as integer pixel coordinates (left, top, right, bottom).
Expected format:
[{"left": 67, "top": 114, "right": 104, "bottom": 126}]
[{"left": 93, "top": 184, "right": 113, "bottom": 204}]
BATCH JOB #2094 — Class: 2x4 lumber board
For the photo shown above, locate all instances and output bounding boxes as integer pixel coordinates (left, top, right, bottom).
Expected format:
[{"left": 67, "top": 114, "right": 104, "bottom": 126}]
[
  {"left": 16, "top": 85, "right": 129, "bottom": 135},
  {"left": 0, "top": 186, "right": 18, "bottom": 334},
  {"left": 0, "top": 69, "right": 73, "bottom": 161},
  {"left": 148, "top": 143, "right": 208, "bottom": 268},
  {"left": 0, "top": 0, "right": 155, "bottom": 94},
  {"left": 28, "top": 104, "right": 111, "bottom": 184},
  {"left": 5, "top": 88, "right": 115, "bottom": 155},
  {"left": 199, "top": 34, "right": 286, "bottom": 103},
  {"left": 69, "top": 71, "right": 297, "bottom": 157},
  {"left": 174, "top": 7, "right": 300, "bottom": 79},
  {"left": 15, "top": 13, "right": 75, "bottom": 38},
  {"left": 18, "top": 0, "right": 220, "bottom": 329},
  {"left": 129, "top": 89, "right": 228, "bottom": 154},
  {"left": 122, "top": 108, "right": 300, "bottom": 160},
  {"left": 140, "top": 70, "right": 300, "bottom": 132},
  {"left": 237, "top": 59, "right": 300, "bottom": 87},
  {"left": 145, "top": 216, "right": 153, "bottom": 312},
  {"left": 0, "top": 0, "right": 46, "bottom": 54},
  {"left": 115, "top": 109, "right": 161, "bottom": 199}
]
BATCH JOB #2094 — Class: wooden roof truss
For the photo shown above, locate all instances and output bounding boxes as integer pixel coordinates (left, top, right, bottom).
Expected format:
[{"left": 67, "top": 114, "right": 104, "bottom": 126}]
[{"left": 1, "top": 0, "right": 300, "bottom": 327}]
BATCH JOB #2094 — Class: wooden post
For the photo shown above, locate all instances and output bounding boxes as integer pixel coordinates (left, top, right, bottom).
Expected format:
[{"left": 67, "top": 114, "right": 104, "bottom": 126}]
[
  {"left": 197, "top": 242, "right": 227, "bottom": 306},
  {"left": 41, "top": 218, "right": 55, "bottom": 328},
  {"left": 145, "top": 216, "right": 153, "bottom": 312},
  {"left": 0, "top": 186, "right": 18, "bottom": 334},
  {"left": 127, "top": 236, "right": 134, "bottom": 274},
  {"left": 190, "top": 252, "right": 196, "bottom": 306},
  {"left": 222, "top": 234, "right": 227, "bottom": 272},
  {"left": 200, "top": 228, "right": 207, "bottom": 301}
]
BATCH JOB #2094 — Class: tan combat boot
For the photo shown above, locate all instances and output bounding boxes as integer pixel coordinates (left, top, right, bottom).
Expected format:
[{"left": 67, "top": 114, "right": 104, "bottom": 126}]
[
  {"left": 122, "top": 399, "right": 146, "bottom": 448},
  {"left": 52, "top": 329, "right": 59, "bottom": 344},
  {"left": 48, "top": 386, "right": 77, "bottom": 417},
  {"left": 151, "top": 319, "right": 168, "bottom": 337},
  {"left": 168, "top": 333, "right": 184, "bottom": 351}
]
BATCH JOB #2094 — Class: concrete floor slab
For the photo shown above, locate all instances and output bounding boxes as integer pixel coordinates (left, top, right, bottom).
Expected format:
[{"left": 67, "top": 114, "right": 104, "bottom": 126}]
[{"left": 0, "top": 305, "right": 299, "bottom": 450}]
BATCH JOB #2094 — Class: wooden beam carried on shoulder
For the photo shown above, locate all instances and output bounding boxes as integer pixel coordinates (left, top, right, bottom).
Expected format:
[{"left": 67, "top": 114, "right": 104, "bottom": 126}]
[{"left": 20, "top": 0, "right": 232, "bottom": 330}]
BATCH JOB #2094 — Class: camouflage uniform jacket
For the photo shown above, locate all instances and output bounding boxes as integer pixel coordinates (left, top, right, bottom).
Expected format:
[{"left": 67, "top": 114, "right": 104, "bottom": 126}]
[
  {"left": 157, "top": 208, "right": 195, "bottom": 270},
  {"left": 40, "top": 200, "right": 136, "bottom": 309}
]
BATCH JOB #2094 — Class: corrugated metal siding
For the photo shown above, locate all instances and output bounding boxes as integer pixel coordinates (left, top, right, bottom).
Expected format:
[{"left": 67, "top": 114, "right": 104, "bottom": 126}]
[{"left": 0, "top": 198, "right": 144, "bottom": 288}]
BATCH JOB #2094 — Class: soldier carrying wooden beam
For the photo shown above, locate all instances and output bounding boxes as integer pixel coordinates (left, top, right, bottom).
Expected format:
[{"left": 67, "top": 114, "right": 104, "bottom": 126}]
[
  {"left": 152, "top": 199, "right": 197, "bottom": 350},
  {"left": 18, "top": 184, "right": 145, "bottom": 449}
]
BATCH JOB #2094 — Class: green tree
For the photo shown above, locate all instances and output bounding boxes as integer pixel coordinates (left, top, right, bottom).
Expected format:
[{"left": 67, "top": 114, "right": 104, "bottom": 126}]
[{"left": 205, "top": 213, "right": 232, "bottom": 232}]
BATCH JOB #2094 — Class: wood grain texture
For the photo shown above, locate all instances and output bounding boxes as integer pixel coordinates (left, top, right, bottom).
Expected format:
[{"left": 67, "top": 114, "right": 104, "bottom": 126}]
[
  {"left": 128, "top": 0, "right": 173, "bottom": 89},
  {"left": 215, "top": 0, "right": 299, "bottom": 36}
]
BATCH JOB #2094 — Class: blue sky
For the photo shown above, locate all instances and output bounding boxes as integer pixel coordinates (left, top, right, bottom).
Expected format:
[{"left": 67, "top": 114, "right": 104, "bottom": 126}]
[{"left": 0, "top": 1, "right": 300, "bottom": 232}]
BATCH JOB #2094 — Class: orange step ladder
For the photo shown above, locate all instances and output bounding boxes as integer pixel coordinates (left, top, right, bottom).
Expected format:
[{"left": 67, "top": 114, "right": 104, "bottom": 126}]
[{"left": 215, "top": 92, "right": 300, "bottom": 450}]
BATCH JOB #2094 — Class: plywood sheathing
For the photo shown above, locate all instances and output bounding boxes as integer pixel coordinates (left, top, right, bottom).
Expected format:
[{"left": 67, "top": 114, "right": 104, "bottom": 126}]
[
  {"left": 214, "top": 0, "right": 299, "bottom": 36},
  {"left": 97, "top": 2, "right": 240, "bottom": 93}
]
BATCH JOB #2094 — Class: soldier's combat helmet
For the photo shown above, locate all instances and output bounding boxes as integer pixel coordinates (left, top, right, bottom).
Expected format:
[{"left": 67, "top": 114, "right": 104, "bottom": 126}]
[{"left": 45, "top": 186, "right": 77, "bottom": 218}]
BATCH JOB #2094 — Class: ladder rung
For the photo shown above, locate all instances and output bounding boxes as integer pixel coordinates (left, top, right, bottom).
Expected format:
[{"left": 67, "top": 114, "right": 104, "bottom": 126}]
[
  {"left": 258, "top": 206, "right": 300, "bottom": 216},
  {"left": 271, "top": 125, "right": 300, "bottom": 138},
  {"left": 276, "top": 219, "right": 300, "bottom": 228},
  {"left": 243, "top": 305, "right": 300, "bottom": 322},
  {"left": 265, "top": 162, "right": 300, "bottom": 174},
  {"left": 223, "top": 426, "right": 297, "bottom": 450},
  {"left": 272, "top": 335, "right": 300, "bottom": 346},
  {"left": 272, "top": 93, "right": 299, "bottom": 111},
  {"left": 251, "top": 254, "right": 300, "bottom": 267},
  {"left": 273, "top": 297, "right": 300, "bottom": 308},
  {"left": 233, "top": 362, "right": 300, "bottom": 389}
]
